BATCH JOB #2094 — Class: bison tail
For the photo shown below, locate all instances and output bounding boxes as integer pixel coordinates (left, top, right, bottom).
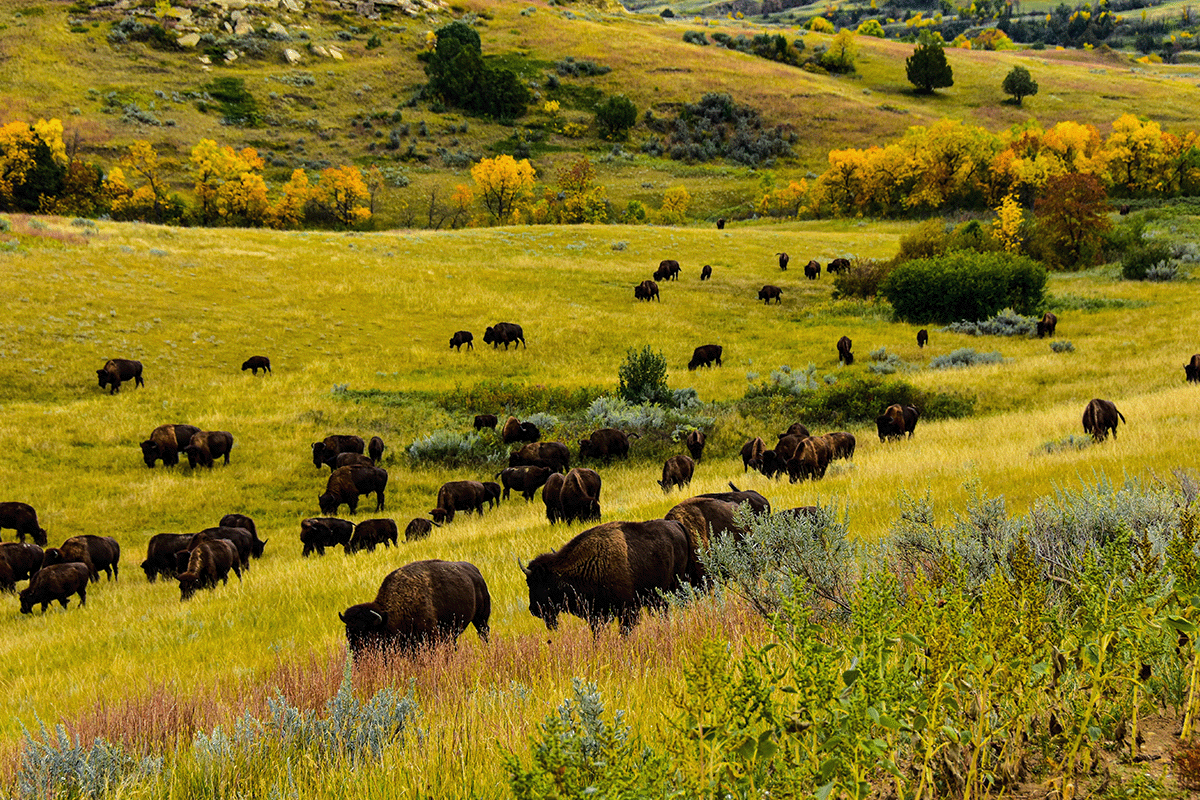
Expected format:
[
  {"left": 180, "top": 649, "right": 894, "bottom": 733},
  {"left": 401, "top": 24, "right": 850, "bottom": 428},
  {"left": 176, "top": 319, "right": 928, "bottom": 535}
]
[
  {"left": 628, "top": 432, "right": 641, "bottom": 439},
  {"left": 1117, "top": 410, "right": 1127, "bottom": 424},
  {"left": 728, "top": 482, "right": 741, "bottom": 492}
]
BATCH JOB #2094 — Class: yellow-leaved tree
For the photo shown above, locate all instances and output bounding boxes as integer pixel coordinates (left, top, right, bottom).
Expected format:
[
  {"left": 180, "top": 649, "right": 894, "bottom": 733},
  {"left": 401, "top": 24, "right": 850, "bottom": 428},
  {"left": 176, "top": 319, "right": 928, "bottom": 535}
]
[
  {"left": 268, "top": 169, "right": 312, "bottom": 229},
  {"left": 0, "top": 118, "right": 67, "bottom": 211},
  {"left": 659, "top": 185, "right": 691, "bottom": 225},
  {"left": 470, "top": 155, "right": 535, "bottom": 223},
  {"left": 992, "top": 193, "right": 1023, "bottom": 252},
  {"left": 313, "top": 166, "right": 371, "bottom": 228},
  {"left": 1104, "top": 114, "right": 1169, "bottom": 196},
  {"left": 111, "top": 140, "right": 178, "bottom": 223},
  {"left": 190, "top": 139, "right": 267, "bottom": 225}
]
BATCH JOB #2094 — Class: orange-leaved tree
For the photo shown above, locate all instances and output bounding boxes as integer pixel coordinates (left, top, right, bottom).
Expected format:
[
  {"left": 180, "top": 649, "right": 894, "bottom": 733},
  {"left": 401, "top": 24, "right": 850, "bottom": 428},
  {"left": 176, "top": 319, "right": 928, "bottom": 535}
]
[
  {"left": 190, "top": 139, "right": 267, "bottom": 225},
  {"left": 0, "top": 118, "right": 67, "bottom": 212},
  {"left": 268, "top": 169, "right": 312, "bottom": 229},
  {"left": 470, "top": 154, "right": 535, "bottom": 222}
]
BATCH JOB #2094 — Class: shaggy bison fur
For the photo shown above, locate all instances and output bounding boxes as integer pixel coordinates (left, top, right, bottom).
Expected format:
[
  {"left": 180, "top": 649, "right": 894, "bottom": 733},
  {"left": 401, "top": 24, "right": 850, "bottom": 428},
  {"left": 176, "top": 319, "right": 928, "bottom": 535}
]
[
  {"left": 44, "top": 535, "right": 119, "bottom": 582},
  {"left": 312, "top": 435, "right": 365, "bottom": 469},
  {"left": 404, "top": 518, "right": 436, "bottom": 542},
  {"left": 301, "top": 518, "right": 355, "bottom": 557},
  {"left": 740, "top": 437, "right": 766, "bottom": 472},
  {"left": 140, "top": 533, "right": 193, "bottom": 582},
  {"left": 688, "top": 345, "right": 722, "bottom": 371},
  {"left": 346, "top": 518, "right": 399, "bottom": 554},
  {"left": 509, "top": 441, "right": 570, "bottom": 473},
  {"left": 0, "top": 502, "right": 47, "bottom": 546},
  {"left": 658, "top": 455, "right": 695, "bottom": 493},
  {"left": 319, "top": 465, "right": 388, "bottom": 515},
  {"left": 1083, "top": 398, "right": 1126, "bottom": 442},
  {"left": 184, "top": 430, "right": 234, "bottom": 468},
  {"left": 178, "top": 539, "right": 241, "bottom": 601},
  {"left": 97, "top": 358, "right": 144, "bottom": 394},
  {"left": 20, "top": 563, "right": 90, "bottom": 613},
  {"left": 141, "top": 424, "right": 201, "bottom": 468}
]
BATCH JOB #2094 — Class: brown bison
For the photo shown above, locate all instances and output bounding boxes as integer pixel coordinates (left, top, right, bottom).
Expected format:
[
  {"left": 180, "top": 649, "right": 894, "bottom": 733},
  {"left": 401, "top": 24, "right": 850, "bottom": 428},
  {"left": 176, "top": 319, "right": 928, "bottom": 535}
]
[
  {"left": 758, "top": 285, "right": 782, "bottom": 304},
  {"left": 188, "top": 527, "right": 254, "bottom": 572},
  {"left": 825, "top": 431, "right": 856, "bottom": 460},
  {"left": 405, "top": 518, "right": 437, "bottom": 542},
  {"left": 542, "top": 472, "right": 565, "bottom": 524},
  {"left": 520, "top": 519, "right": 690, "bottom": 634},
  {"left": 654, "top": 259, "right": 681, "bottom": 281},
  {"left": 368, "top": 436, "right": 385, "bottom": 464},
  {"left": 218, "top": 514, "right": 266, "bottom": 558},
  {"left": 666, "top": 488, "right": 770, "bottom": 586},
  {"left": 688, "top": 344, "right": 722, "bottom": 371},
  {"left": 20, "top": 563, "right": 90, "bottom": 613},
  {"left": 876, "top": 404, "right": 908, "bottom": 442},
  {"left": 634, "top": 280, "right": 660, "bottom": 302},
  {"left": 917, "top": 329, "right": 929, "bottom": 348},
  {"left": 0, "top": 502, "right": 47, "bottom": 546},
  {"left": 312, "top": 435, "right": 365, "bottom": 469},
  {"left": 44, "top": 535, "right": 119, "bottom": 582},
  {"left": 837, "top": 336, "right": 854, "bottom": 365},
  {"left": 429, "top": 480, "right": 487, "bottom": 524},
  {"left": 178, "top": 539, "right": 241, "bottom": 601},
  {"left": 0, "top": 542, "right": 43, "bottom": 584},
  {"left": 474, "top": 414, "right": 498, "bottom": 430},
  {"left": 787, "top": 436, "right": 832, "bottom": 482},
  {"left": 346, "top": 519, "right": 399, "bottom": 554},
  {"left": 827, "top": 258, "right": 850, "bottom": 274},
  {"left": 496, "top": 466, "right": 553, "bottom": 501},
  {"left": 903, "top": 406, "right": 920, "bottom": 437},
  {"left": 501, "top": 416, "right": 541, "bottom": 445},
  {"left": 740, "top": 437, "right": 766, "bottom": 472},
  {"left": 241, "top": 356, "right": 271, "bottom": 374},
  {"left": 340, "top": 560, "right": 490, "bottom": 656},
  {"left": 483, "top": 322, "right": 526, "bottom": 349},
  {"left": 658, "top": 455, "right": 695, "bottom": 493},
  {"left": 1037, "top": 312, "right": 1058, "bottom": 339},
  {"left": 330, "top": 452, "right": 374, "bottom": 470},
  {"left": 780, "top": 422, "right": 811, "bottom": 439},
  {"left": 449, "top": 330, "right": 473, "bottom": 351},
  {"left": 578, "top": 428, "right": 632, "bottom": 463},
  {"left": 803, "top": 260, "right": 820, "bottom": 280},
  {"left": 1083, "top": 398, "right": 1126, "bottom": 442},
  {"left": 777, "top": 252, "right": 789, "bottom": 271},
  {"left": 184, "top": 431, "right": 234, "bottom": 468},
  {"left": 510, "top": 441, "right": 571, "bottom": 473},
  {"left": 716, "top": 218, "right": 726, "bottom": 229},
  {"left": 558, "top": 468, "right": 602, "bottom": 524},
  {"left": 140, "top": 533, "right": 192, "bottom": 581},
  {"left": 319, "top": 465, "right": 389, "bottom": 515},
  {"left": 685, "top": 429, "right": 706, "bottom": 462},
  {"left": 96, "top": 358, "right": 144, "bottom": 394},
  {"left": 1188, "top": 355, "right": 1200, "bottom": 383},
  {"left": 482, "top": 481, "right": 502, "bottom": 509},
  {"left": 141, "top": 424, "right": 201, "bottom": 468},
  {"left": 700, "top": 264, "right": 712, "bottom": 281},
  {"left": 301, "top": 517, "right": 355, "bottom": 556}
]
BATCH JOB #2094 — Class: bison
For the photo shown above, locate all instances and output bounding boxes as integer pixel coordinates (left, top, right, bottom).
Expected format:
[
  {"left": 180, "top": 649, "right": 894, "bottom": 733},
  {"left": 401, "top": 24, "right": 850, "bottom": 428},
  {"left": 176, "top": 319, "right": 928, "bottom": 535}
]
[
  {"left": 404, "top": 518, "right": 437, "bottom": 542},
  {"left": 777, "top": 252, "right": 789, "bottom": 271},
  {"left": 578, "top": 429, "right": 632, "bottom": 463},
  {"left": 520, "top": 519, "right": 690, "bottom": 634},
  {"left": 429, "top": 480, "right": 487, "bottom": 524},
  {"left": 786, "top": 436, "right": 832, "bottom": 482},
  {"left": 1187, "top": 354, "right": 1200, "bottom": 383},
  {"left": 658, "top": 455, "right": 695, "bottom": 493},
  {"left": 184, "top": 430, "right": 234, "bottom": 469},
  {"left": 346, "top": 519, "right": 399, "bottom": 554},
  {"left": 178, "top": 539, "right": 241, "bottom": 601},
  {"left": 474, "top": 414, "right": 498, "bottom": 430},
  {"left": 329, "top": 452, "right": 373, "bottom": 470},
  {"left": 96, "top": 358, "right": 144, "bottom": 394},
  {"left": 449, "top": 330, "right": 474, "bottom": 351},
  {"left": 688, "top": 344, "right": 722, "bottom": 371},
  {"left": 140, "top": 533, "right": 192, "bottom": 581},
  {"left": 803, "top": 260, "right": 820, "bottom": 280},
  {"left": 740, "top": 437, "right": 766, "bottom": 472},
  {"left": 0, "top": 502, "right": 47, "bottom": 546},
  {"left": 496, "top": 466, "right": 552, "bottom": 501},
  {"left": 241, "top": 356, "right": 271, "bottom": 375},
  {"left": 654, "top": 259, "right": 681, "bottom": 282},
  {"left": 19, "top": 563, "right": 90, "bottom": 613},
  {"left": 44, "top": 535, "right": 119, "bottom": 582},
  {"left": 700, "top": 264, "right": 712, "bottom": 281},
  {"left": 1037, "top": 312, "right": 1058, "bottom": 339},
  {"left": 368, "top": 436, "right": 385, "bottom": 465},
  {"left": 876, "top": 404, "right": 908, "bottom": 442},
  {"left": 1083, "top": 398, "right": 1126, "bottom": 442},
  {"left": 758, "top": 285, "right": 782, "bottom": 304},
  {"left": 301, "top": 518, "right": 354, "bottom": 556},
  {"left": 902, "top": 406, "right": 920, "bottom": 437},
  {"left": 917, "top": 329, "right": 929, "bottom": 348},
  {"left": 542, "top": 472, "right": 565, "bottom": 524},
  {"left": 666, "top": 492, "right": 768, "bottom": 587},
  {"left": 483, "top": 322, "right": 526, "bottom": 350},
  {"left": 141, "top": 424, "right": 201, "bottom": 468},
  {"left": 827, "top": 258, "right": 850, "bottom": 274},
  {"left": 0, "top": 542, "right": 43, "bottom": 584},
  {"left": 634, "top": 280, "right": 660, "bottom": 302},
  {"left": 780, "top": 422, "right": 811, "bottom": 439},
  {"left": 559, "top": 468, "right": 602, "bottom": 524},
  {"left": 685, "top": 429, "right": 706, "bottom": 462},
  {"left": 837, "top": 336, "right": 854, "bottom": 365},
  {"left": 340, "top": 560, "right": 490, "bottom": 656},
  {"left": 510, "top": 441, "right": 571, "bottom": 473},
  {"left": 716, "top": 218, "right": 725, "bottom": 230},
  {"left": 501, "top": 416, "right": 541, "bottom": 445},
  {"left": 825, "top": 431, "right": 856, "bottom": 460},
  {"left": 320, "top": 465, "right": 388, "bottom": 515},
  {"left": 311, "top": 435, "right": 365, "bottom": 469},
  {"left": 188, "top": 527, "right": 254, "bottom": 572}
]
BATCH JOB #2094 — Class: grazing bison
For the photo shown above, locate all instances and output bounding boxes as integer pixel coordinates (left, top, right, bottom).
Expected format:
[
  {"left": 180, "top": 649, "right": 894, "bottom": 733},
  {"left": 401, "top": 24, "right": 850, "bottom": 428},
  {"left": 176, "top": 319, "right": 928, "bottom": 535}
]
[
  {"left": 449, "top": 330, "right": 474, "bottom": 351},
  {"left": 700, "top": 264, "right": 712, "bottom": 281},
  {"left": 1083, "top": 398, "right": 1126, "bottom": 442},
  {"left": 184, "top": 430, "right": 234, "bottom": 469},
  {"left": 543, "top": 472, "right": 565, "bottom": 524},
  {"left": 0, "top": 542, "right": 43, "bottom": 583},
  {"left": 578, "top": 429, "right": 633, "bottom": 463},
  {"left": 740, "top": 437, "right": 766, "bottom": 472},
  {"left": 837, "top": 336, "right": 854, "bottom": 365},
  {"left": 501, "top": 416, "right": 541, "bottom": 445},
  {"left": 188, "top": 527, "right": 254, "bottom": 572},
  {"left": 474, "top": 414, "right": 498, "bottom": 431},
  {"left": 917, "top": 329, "right": 929, "bottom": 348},
  {"left": 320, "top": 465, "right": 388, "bottom": 515},
  {"left": 902, "top": 406, "right": 920, "bottom": 437},
  {"left": 787, "top": 436, "right": 832, "bottom": 482},
  {"left": 19, "top": 563, "right": 90, "bottom": 613},
  {"left": 340, "top": 560, "right": 490, "bottom": 656},
  {"left": 658, "top": 455, "right": 695, "bottom": 493},
  {"left": 96, "top": 358, "right": 144, "bottom": 394},
  {"left": 140, "top": 533, "right": 192, "bottom": 582},
  {"left": 876, "top": 404, "right": 908, "bottom": 442},
  {"left": 312, "top": 435, "right": 365, "bottom": 469},
  {"left": 326, "top": 452, "right": 373, "bottom": 471},
  {"left": 777, "top": 252, "right": 789, "bottom": 271},
  {"left": 483, "top": 322, "right": 526, "bottom": 350},
  {"left": 685, "top": 429, "right": 706, "bottom": 462},
  {"left": 368, "top": 436, "right": 385, "bottom": 465},
  {"left": 716, "top": 218, "right": 725, "bottom": 230},
  {"left": 559, "top": 468, "right": 602, "bottom": 524},
  {"left": 758, "top": 285, "right": 782, "bottom": 304},
  {"left": 634, "top": 280, "right": 660, "bottom": 302},
  {"left": 178, "top": 539, "right": 241, "bottom": 601},
  {"left": 803, "top": 260, "right": 820, "bottom": 280},
  {"left": 520, "top": 519, "right": 690, "bottom": 634},
  {"left": 141, "top": 424, "right": 202, "bottom": 468},
  {"left": 510, "top": 441, "right": 571, "bottom": 473},
  {"left": 347, "top": 519, "right": 399, "bottom": 554},
  {"left": 300, "top": 518, "right": 355, "bottom": 557},
  {"left": 405, "top": 518, "right": 437, "bottom": 542},
  {"left": 1187, "top": 354, "right": 1200, "bottom": 383},
  {"left": 1037, "top": 312, "right": 1058, "bottom": 339},
  {"left": 825, "top": 431, "right": 857, "bottom": 460},
  {"left": 827, "top": 258, "right": 850, "bottom": 274},
  {"left": 654, "top": 259, "right": 681, "bottom": 281},
  {"left": 780, "top": 422, "right": 811, "bottom": 439},
  {"left": 666, "top": 492, "right": 769, "bottom": 586},
  {"left": 45, "top": 535, "right": 119, "bottom": 582},
  {"left": 241, "top": 356, "right": 271, "bottom": 375},
  {"left": 688, "top": 344, "right": 722, "bottom": 371},
  {"left": 496, "top": 466, "right": 552, "bottom": 501},
  {"left": 429, "top": 480, "right": 487, "bottom": 524},
  {"left": 482, "top": 482, "right": 502, "bottom": 509},
  {"left": 0, "top": 502, "right": 47, "bottom": 546}
]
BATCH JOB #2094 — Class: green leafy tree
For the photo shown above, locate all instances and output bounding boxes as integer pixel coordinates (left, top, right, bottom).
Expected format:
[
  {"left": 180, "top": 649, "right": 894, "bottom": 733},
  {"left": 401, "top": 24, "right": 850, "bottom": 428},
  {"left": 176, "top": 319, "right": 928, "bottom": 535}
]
[
  {"left": 1002, "top": 65, "right": 1038, "bottom": 106},
  {"left": 424, "top": 21, "right": 530, "bottom": 119},
  {"left": 595, "top": 95, "right": 638, "bottom": 140},
  {"left": 1031, "top": 173, "right": 1111, "bottom": 270},
  {"left": 618, "top": 345, "right": 670, "bottom": 405},
  {"left": 906, "top": 31, "right": 954, "bottom": 94}
]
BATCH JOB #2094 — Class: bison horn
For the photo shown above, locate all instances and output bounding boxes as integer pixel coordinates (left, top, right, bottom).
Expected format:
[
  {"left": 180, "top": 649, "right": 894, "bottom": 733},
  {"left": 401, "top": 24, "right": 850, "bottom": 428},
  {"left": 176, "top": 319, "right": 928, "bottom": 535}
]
[
  {"left": 517, "top": 558, "right": 530, "bottom": 576},
  {"left": 368, "top": 609, "right": 383, "bottom": 625},
  {"left": 338, "top": 612, "right": 347, "bottom": 623}
]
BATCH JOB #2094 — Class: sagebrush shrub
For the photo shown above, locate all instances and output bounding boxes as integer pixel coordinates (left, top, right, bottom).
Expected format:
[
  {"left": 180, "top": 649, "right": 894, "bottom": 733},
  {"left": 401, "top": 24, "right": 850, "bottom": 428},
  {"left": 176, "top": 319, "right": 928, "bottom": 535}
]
[
  {"left": 617, "top": 345, "right": 670, "bottom": 405},
  {"left": 929, "top": 348, "right": 1004, "bottom": 369},
  {"left": 941, "top": 308, "right": 1037, "bottom": 337}
]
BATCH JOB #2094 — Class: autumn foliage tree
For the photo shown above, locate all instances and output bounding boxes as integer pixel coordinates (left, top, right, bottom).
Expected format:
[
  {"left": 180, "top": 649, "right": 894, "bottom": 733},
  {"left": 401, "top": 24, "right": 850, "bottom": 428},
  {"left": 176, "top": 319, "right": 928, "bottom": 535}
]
[
  {"left": 111, "top": 140, "right": 183, "bottom": 223},
  {"left": 190, "top": 139, "right": 268, "bottom": 225},
  {"left": 312, "top": 165, "right": 371, "bottom": 228},
  {"left": 1031, "top": 173, "right": 1111, "bottom": 270},
  {"left": 471, "top": 155, "right": 535, "bottom": 223},
  {"left": 0, "top": 119, "right": 67, "bottom": 212}
]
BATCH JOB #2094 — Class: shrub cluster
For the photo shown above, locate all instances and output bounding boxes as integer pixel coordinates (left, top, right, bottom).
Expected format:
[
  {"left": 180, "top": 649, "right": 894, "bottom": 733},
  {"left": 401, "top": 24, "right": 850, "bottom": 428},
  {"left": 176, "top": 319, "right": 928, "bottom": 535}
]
[
  {"left": 880, "top": 251, "right": 1047, "bottom": 324},
  {"left": 1120, "top": 240, "right": 1173, "bottom": 280},
  {"left": 866, "top": 347, "right": 914, "bottom": 375},
  {"left": 941, "top": 308, "right": 1038, "bottom": 337},
  {"left": 407, "top": 430, "right": 503, "bottom": 467},
  {"left": 929, "top": 348, "right": 1005, "bottom": 369},
  {"left": 741, "top": 371, "right": 976, "bottom": 425},
  {"left": 554, "top": 57, "right": 611, "bottom": 77},
  {"left": 831, "top": 258, "right": 895, "bottom": 300},
  {"left": 641, "top": 93, "right": 795, "bottom": 167},
  {"left": 423, "top": 21, "right": 531, "bottom": 119}
]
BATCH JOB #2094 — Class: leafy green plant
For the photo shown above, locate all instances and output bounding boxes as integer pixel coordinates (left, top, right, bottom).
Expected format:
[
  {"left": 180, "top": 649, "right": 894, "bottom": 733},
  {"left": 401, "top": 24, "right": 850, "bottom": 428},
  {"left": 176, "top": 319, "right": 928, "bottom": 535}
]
[
  {"left": 880, "top": 251, "right": 1047, "bottom": 324},
  {"left": 594, "top": 95, "right": 637, "bottom": 141},
  {"left": 617, "top": 345, "right": 670, "bottom": 406}
]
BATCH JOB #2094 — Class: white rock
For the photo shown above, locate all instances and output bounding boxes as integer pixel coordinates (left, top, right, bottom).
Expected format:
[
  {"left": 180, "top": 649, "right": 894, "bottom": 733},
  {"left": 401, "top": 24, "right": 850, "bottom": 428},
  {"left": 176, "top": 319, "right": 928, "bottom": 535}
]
[
  {"left": 328, "top": 45, "right": 344, "bottom": 60},
  {"left": 234, "top": 20, "right": 254, "bottom": 35},
  {"left": 284, "top": 47, "right": 302, "bottom": 63},
  {"left": 313, "top": 44, "right": 331, "bottom": 57},
  {"left": 199, "top": 54, "right": 212, "bottom": 64},
  {"left": 268, "top": 21, "right": 288, "bottom": 37},
  {"left": 224, "top": 49, "right": 239, "bottom": 62},
  {"left": 177, "top": 32, "right": 201, "bottom": 47},
  {"left": 283, "top": 0, "right": 302, "bottom": 10}
]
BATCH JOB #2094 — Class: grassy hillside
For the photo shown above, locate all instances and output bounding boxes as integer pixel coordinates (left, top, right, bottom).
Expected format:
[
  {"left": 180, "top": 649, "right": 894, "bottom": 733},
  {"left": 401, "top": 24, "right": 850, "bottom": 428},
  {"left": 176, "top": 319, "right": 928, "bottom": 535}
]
[{"left": 0, "top": 211, "right": 1199, "bottom": 795}]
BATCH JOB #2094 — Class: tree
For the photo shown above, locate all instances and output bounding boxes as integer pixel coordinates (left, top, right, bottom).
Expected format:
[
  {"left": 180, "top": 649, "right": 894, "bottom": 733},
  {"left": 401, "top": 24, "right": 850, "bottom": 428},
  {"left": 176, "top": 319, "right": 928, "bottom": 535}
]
[
  {"left": 618, "top": 345, "right": 670, "bottom": 405},
  {"left": 594, "top": 95, "right": 638, "bottom": 141},
  {"left": 1002, "top": 66, "right": 1038, "bottom": 106},
  {"left": 820, "top": 29, "right": 858, "bottom": 73},
  {"left": 112, "top": 140, "right": 177, "bottom": 223},
  {"left": 424, "top": 20, "right": 530, "bottom": 119},
  {"left": 0, "top": 119, "right": 67, "bottom": 212},
  {"left": 268, "top": 169, "right": 311, "bottom": 229},
  {"left": 313, "top": 166, "right": 371, "bottom": 228},
  {"left": 190, "top": 139, "right": 265, "bottom": 224},
  {"left": 471, "top": 155, "right": 535, "bottom": 222},
  {"left": 1031, "top": 173, "right": 1111, "bottom": 269},
  {"left": 906, "top": 31, "right": 954, "bottom": 94}
]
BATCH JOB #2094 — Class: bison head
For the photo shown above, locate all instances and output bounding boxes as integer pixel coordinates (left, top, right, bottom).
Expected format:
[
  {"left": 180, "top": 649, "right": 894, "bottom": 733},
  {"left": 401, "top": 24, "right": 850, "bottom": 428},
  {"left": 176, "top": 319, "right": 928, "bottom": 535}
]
[
  {"left": 18, "top": 586, "right": 38, "bottom": 614},
  {"left": 178, "top": 571, "right": 201, "bottom": 601},
  {"left": 29, "top": 526, "right": 47, "bottom": 547},
  {"left": 520, "top": 560, "right": 574, "bottom": 631},
  {"left": 318, "top": 492, "right": 340, "bottom": 515},
  {"left": 251, "top": 538, "right": 267, "bottom": 558},
  {"left": 483, "top": 326, "right": 496, "bottom": 344},
  {"left": 240, "top": 359, "right": 255, "bottom": 371},
  {"left": 183, "top": 444, "right": 201, "bottom": 469},
  {"left": 429, "top": 507, "right": 451, "bottom": 525},
  {"left": 96, "top": 369, "right": 110, "bottom": 388},
  {"left": 578, "top": 440, "right": 595, "bottom": 460},
  {"left": 140, "top": 439, "right": 161, "bottom": 468},
  {"left": 140, "top": 558, "right": 159, "bottom": 582},
  {"left": 340, "top": 603, "right": 390, "bottom": 656},
  {"left": 312, "top": 442, "right": 327, "bottom": 468},
  {"left": 41, "top": 548, "right": 64, "bottom": 567}
]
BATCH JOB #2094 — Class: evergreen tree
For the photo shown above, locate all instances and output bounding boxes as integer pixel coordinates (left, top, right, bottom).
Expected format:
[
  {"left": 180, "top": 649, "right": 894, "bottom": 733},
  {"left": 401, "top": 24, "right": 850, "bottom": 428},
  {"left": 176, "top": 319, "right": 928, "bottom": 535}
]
[
  {"left": 906, "top": 31, "right": 954, "bottom": 94},
  {"left": 1002, "top": 65, "right": 1038, "bottom": 106}
]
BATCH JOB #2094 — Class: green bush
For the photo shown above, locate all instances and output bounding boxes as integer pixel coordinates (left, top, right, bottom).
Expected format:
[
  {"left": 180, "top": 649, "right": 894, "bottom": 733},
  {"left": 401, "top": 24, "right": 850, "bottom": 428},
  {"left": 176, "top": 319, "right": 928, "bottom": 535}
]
[
  {"left": 424, "top": 21, "right": 531, "bottom": 119},
  {"left": 594, "top": 95, "right": 638, "bottom": 141},
  {"left": 741, "top": 372, "right": 975, "bottom": 425},
  {"left": 1121, "top": 241, "right": 1174, "bottom": 280},
  {"left": 618, "top": 345, "right": 670, "bottom": 405},
  {"left": 879, "top": 251, "right": 1047, "bottom": 324},
  {"left": 831, "top": 258, "right": 895, "bottom": 300},
  {"left": 202, "top": 77, "right": 261, "bottom": 127}
]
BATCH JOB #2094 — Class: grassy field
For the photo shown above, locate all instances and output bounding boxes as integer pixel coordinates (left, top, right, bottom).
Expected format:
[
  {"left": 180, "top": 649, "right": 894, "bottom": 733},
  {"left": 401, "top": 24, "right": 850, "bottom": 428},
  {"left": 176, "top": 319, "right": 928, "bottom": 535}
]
[{"left": 0, "top": 210, "right": 1199, "bottom": 795}]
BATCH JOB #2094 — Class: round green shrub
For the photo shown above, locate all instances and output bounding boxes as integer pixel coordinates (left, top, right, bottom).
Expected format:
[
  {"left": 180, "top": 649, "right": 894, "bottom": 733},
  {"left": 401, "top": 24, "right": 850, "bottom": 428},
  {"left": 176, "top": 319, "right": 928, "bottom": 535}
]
[{"left": 879, "top": 251, "right": 1047, "bottom": 325}]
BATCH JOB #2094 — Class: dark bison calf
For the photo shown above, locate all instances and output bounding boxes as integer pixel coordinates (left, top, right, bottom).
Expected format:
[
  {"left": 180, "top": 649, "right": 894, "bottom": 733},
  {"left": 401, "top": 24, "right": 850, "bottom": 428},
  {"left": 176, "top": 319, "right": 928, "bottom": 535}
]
[
  {"left": 301, "top": 518, "right": 355, "bottom": 557},
  {"left": 405, "top": 518, "right": 437, "bottom": 542},
  {"left": 777, "top": 252, "right": 789, "bottom": 271},
  {"left": 758, "top": 285, "right": 782, "bottom": 304},
  {"left": 685, "top": 429, "right": 706, "bottom": 462},
  {"left": 241, "top": 356, "right": 271, "bottom": 374},
  {"left": 688, "top": 344, "right": 722, "bottom": 371},
  {"left": 340, "top": 560, "right": 491, "bottom": 656},
  {"left": 658, "top": 455, "right": 695, "bottom": 492},
  {"left": 449, "top": 331, "right": 473, "bottom": 351},
  {"left": 474, "top": 414, "right": 498, "bottom": 430},
  {"left": 20, "top": 563, "right": 90, "bottom": 613},
  {"left": 917, "top": 329, "right": 929, "bottom": 348},
  {"left": 0, "top": 502, "right": 47, "bottom": 546},
  {"left": 700, "top": 264, "right": 712, "bottom": 280},
  {"left": 97, "top": 358, "right": 144, "bottom": 394},
  {"left": 178, "top": 539, "right": 241, "bottom": 601},
  {"left": 184, "top": 431, "right": 234, "bottom": 468},
  {"left": 368, "top": 436, "right": 385, "bottom": 464},
  {"left": 1083, "top": 398, "right": 1126, "bottom": 442},
  {"left": 837, "top": 335, "right": 854, "bottom": 365},
  {"left": 141, "top": 532, "right": 193, "bottom": 582},
  {"left": 347, "top": 518, "right": 399, "bottom": 554},
  {"left": 1037, "top": 312, "right": 1058, "bottom": 339},
  {"left": 1187, "top": 354, "right": 1200, "bottom": 383}
]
